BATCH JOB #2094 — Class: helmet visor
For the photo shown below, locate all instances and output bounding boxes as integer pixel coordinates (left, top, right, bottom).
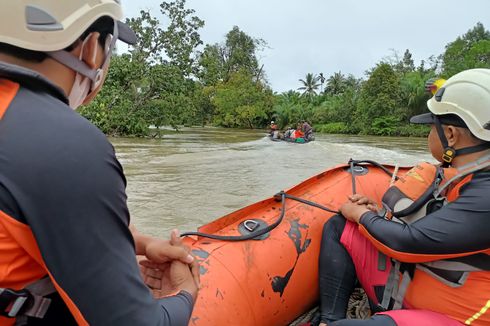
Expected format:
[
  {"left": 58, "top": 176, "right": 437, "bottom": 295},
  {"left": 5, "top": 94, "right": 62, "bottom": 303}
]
[
  {"left": 410, "top": 113, "right": 468, "bottom": 128},
  {"left": 116, "top": 21, "right": 137, "bottom": 45}
]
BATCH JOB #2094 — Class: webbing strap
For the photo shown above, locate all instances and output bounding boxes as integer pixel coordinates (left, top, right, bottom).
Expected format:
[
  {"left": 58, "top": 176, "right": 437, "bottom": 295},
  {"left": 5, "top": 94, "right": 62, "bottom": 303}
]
[
  {"left": 422, "top": 260, "right": 484, "bottom": 272},
  {"left": 393, "top": 270, "right": 411, "bottom": 310},
  {"left": 1, "top": 277, "right": 57, "bottom": 325},
  {"left": 381, "top": 261, "right": 400, "bottom": 309},
  {"left": 23, "top": 277, "right": 56, "bottom": 318},
  {"left": 380, "top": 261, "right": 412, "bottom": 310}
]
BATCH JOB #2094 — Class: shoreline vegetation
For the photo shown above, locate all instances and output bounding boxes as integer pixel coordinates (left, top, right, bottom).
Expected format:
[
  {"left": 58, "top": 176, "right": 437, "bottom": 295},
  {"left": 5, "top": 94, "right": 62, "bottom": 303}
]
[{"left": 80, "top": 0, "right": 490, "bottom": 138}]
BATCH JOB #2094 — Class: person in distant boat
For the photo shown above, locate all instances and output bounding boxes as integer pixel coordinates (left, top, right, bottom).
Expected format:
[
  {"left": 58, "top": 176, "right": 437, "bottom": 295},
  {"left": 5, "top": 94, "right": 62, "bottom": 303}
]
[
  {"left": 302, "top": 120, "right": 313, "bottom": 141},
  {"left": 0, "top": 1, "right": 199, "bottom": 325},
  {"left": 270, "top": 120, "right": 278, "bottom": 132},
  {"left": 269, "top": 121, "right": 280, "bottom": 139},
  {"left": 271, "top": 121, "right": 278, "bottom": 129},
  {"left": 315, "top": 69, "right": 490, "bottom": 326},
  {"left": 284, "top": 126, "right": 295, "bottom": 140},
  {"left": 293, "top": 123, "right": 305, "bottom": 140}
]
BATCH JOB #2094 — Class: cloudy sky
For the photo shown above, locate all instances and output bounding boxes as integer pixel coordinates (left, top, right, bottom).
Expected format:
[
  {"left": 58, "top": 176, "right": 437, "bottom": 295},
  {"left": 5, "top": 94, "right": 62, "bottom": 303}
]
[{"left": 124, "top": 0, "right": 490, "bottom": 93}]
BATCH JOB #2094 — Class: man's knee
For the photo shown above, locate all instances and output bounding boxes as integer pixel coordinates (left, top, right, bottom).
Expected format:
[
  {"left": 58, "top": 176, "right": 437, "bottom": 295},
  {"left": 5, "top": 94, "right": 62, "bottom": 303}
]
[{"left": 323, "top": 214, "right": 347, "bottom": 239}]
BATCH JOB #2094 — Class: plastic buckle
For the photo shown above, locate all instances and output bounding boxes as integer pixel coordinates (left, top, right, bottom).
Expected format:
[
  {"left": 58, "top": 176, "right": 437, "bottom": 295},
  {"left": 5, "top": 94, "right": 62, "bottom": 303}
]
[
  {"left": 442, "top": 147, "right": 455, "bottom": 163},
  {"left": 0, "top": 288, "right": 31, "bottom": 318}
]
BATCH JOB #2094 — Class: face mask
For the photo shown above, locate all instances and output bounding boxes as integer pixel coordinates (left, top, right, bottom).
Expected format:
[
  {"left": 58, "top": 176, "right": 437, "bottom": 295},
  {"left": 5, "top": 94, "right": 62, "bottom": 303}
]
[
  {"left": 47, "top": 23, "right": 117, "bottom": 110},
  {"left": 68, "top": 37, "right": 96, "bottom": 110},
  {"left": 68, "top": 73, "right": 92, "bottom": 110}
]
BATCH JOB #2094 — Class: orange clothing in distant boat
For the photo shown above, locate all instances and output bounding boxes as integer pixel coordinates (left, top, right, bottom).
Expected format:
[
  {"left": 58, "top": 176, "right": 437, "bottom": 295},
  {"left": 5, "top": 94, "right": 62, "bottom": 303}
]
[{"left": 293, "top": 130, "right": 304, "bottom": 139}]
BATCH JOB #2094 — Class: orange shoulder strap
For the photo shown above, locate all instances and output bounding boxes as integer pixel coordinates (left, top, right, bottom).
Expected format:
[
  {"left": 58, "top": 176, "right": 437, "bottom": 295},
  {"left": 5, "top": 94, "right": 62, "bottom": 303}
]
[
  {"left": 447, "top": 174, "right": 473, "bottom": 202},
  {"left": 0, "top": 79, "right": 20, "bottom": 120}
]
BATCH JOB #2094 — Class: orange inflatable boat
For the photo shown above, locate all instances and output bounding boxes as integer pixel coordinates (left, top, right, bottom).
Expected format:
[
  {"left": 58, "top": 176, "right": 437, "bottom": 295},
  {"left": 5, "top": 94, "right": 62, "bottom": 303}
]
[{"left": 183, "top": 160, "right": 409, "bottom": 325}]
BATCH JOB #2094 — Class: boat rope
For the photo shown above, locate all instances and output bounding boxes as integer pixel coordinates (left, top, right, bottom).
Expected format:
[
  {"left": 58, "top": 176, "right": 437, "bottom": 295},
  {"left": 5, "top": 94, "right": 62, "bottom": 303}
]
[
  {"left": 349, "top": 159, "right": 397, "bottom": 179},
  {"left": 181, "top": 159, "right": 395, "bottom": 241},
  {"left": 350, "top": 158, "right": 357, "bottom": 195},
  {"left": 180, "top": 191, "right": 338, "bottom": 241}
]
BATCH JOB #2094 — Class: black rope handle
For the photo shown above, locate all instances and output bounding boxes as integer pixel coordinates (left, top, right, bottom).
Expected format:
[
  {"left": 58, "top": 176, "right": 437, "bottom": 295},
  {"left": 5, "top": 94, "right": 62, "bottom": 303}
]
[
  {"left": 349, "top": 159, "right": 397, "bottom": 179},
  {"left": 180, "top": 191, "right": 338, "bottom": 241},
  {"left": 180, "top": 159, "right": 390, "bottom": 242}
]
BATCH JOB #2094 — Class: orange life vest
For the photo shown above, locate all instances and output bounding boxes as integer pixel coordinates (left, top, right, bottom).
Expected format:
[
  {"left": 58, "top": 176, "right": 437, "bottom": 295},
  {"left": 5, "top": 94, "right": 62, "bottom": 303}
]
[
  {"left": 378, "top": 161, "right": 490, "bottom": 326},
  {"left": 381, "top": 162, "right": 458, "bottom": 224}
]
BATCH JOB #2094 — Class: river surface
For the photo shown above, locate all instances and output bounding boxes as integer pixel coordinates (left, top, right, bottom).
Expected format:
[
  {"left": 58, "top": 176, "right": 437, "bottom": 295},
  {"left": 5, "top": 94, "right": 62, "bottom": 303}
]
[{"left": 111, "top": 128, "right": 433, "bottom": 238}]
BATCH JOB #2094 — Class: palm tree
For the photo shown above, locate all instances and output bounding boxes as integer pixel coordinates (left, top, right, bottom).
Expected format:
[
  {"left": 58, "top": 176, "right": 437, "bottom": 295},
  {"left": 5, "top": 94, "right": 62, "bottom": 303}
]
[
  {"left": 325, "top": 71, "right": 346, "bottom": 95},
  {"left": 298, "top": 73, "right": 320, "bottom": 97},
  {"left": 400, "top": 71, "right": 432, "bottom": 119},
  {"left": 345, "top": 74, "right": 361, "bottom": 91},
  {"left": 280, "top": 90, "right": 302, "bottom": 104},
  {"left": 319, "top": 73, "right": 326, "bottom": 92}
]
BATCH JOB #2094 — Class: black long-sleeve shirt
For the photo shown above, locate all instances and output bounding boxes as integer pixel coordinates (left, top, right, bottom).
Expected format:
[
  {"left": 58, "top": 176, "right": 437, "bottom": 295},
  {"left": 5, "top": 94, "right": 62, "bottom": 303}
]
[
  {"left": 359, "top": 171, "right": 490, "bottom": 263},
  {"left": 0, "top": 62, "right": 193, "bottom": 325}
]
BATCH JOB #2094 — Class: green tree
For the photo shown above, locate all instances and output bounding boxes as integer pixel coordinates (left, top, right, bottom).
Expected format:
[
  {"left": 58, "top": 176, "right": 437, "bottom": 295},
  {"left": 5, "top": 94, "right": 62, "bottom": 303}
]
[
  {"left": 325, "top": 71, "right": 347, "bottom": 95},
  {"left": 273, "top": 90, "right": 312, "bottom": 128},
  {"left": 318, "top": 73, "right": 326, "bottom": 92},
  {"left": 160, "top": 0, "right": 205, "bottom": 77},
  {"left": 81, "top": 0, "right": 205, "bottom": 135},
  {"left": 355, "top": 63, "right": 401, "bottom": 134},
  {"left": 441, "top": 22, "right": 490, "bottom": 78},
  {"left": 399, "top": 71, "right": 434, "bottom": 120},
  {"left": 198, "top": 26, "right": 266, "bottom": 84},
  {"left": 198, "top": 44, "right": 223, "bottom": 86},
  {"left": 394, "top": 49, "right": 415, "bottom": 74},
  {"left": 212, "top": 71, "right": 274, "bottom": 128}
]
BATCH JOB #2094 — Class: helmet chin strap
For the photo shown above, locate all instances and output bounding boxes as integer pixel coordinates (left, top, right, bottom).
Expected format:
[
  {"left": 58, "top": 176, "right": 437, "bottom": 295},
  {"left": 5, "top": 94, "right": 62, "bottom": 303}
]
[
  {"left": 45, "top": 20, "right": 118, "bottom": 92},
  {"left": 434, "top": 115, "right": 490, "bottom": 167}
]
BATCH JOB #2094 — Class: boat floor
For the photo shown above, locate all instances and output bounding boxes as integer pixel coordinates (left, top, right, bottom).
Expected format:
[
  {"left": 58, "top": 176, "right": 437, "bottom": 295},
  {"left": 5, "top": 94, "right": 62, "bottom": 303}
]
[{"left": 289, "top": 288, "right": 370, "bottom": 325}]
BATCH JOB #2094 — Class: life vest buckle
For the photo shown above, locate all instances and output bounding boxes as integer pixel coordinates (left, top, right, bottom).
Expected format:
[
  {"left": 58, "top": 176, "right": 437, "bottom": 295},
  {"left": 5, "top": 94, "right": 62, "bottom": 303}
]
[{"left": 0, "top": 288, "right": 32, "bottom": 318}]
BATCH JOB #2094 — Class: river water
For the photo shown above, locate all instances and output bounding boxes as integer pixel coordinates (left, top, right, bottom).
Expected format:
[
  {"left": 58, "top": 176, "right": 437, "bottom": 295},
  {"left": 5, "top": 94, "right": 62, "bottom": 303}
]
[{"left": 111, "top": 128, "right": 433, "bottom": 238}]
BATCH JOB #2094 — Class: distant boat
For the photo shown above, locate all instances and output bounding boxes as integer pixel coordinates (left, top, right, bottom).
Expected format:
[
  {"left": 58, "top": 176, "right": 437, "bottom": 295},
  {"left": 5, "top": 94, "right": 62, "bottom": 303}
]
[{"left": 269, "top": 133, "right": 315, "bottom": 143}]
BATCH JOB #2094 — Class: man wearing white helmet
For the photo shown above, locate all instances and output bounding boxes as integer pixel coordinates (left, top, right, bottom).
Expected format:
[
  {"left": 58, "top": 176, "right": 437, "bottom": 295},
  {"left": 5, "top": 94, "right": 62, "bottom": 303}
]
[
  {"left": 315, "top": 69, "right": 490, "bottom": 326},
  {"left": 0, "top": 1, "right": 198, "bottom": 325}
]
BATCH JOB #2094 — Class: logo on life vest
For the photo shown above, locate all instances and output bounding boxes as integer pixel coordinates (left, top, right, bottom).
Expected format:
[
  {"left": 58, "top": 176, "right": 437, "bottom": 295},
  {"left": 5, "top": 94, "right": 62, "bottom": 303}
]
[{"left": 404, "top": 170, "right": 424, "bottom": 183}]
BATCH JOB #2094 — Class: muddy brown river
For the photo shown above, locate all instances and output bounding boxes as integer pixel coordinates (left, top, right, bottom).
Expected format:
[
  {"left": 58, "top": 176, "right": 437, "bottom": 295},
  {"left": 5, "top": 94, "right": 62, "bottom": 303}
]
[{"left": 111, "top": 128, "right": 432, "bottom": 238}]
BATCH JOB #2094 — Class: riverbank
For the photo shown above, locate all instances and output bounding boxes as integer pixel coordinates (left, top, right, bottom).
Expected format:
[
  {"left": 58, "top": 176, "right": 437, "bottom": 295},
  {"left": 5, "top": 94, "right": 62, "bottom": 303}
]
[
  {"left": 313, "top": 122, "right": 430, "bottom": 137},
  {"left": 130, "top": 124, "right": 432, "bottom": 139}
]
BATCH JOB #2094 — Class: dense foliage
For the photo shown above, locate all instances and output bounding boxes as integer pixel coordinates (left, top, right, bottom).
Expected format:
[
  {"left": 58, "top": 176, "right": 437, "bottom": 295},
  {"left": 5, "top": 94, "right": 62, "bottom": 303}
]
[{"left": 80, "top": 0, "right": 490, "bottom": 137}]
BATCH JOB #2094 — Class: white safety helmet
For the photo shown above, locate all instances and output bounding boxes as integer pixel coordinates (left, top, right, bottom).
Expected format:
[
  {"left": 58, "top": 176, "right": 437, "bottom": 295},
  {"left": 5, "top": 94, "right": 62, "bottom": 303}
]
[
  {"left": 0, "top": 1, "right": 137, "bottom": 108},
  {"left": 411, "top": 68, "right": 490, "bottom": 141},
  {"left": 0, "top": 0, "right": 137, "bottom": 52}
]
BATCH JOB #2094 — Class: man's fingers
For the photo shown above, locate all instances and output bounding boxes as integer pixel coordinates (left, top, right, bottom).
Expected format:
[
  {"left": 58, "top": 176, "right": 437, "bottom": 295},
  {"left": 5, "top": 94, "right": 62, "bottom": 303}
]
[
  {"left": 148, "top": 243, "right": 194, "bottom": 264},
  {"left": 191, "top": 260, "right": 200, "bottom": 287},
  {"left": 170, "top": 229, "right": 182, "bottom": 246},
  {"left": 139, "top": 259, "right": 162, "bottom": 268},
  {"left": 168, "top": 230, "right": 194, "bottom": 264},
  {"left": 357, "top": 198, "right": 371, "bottom": 205},
  {"left": 144, "top": 267, "right": 164, "bottom": 279},
  {"left": 144, "top": 275, "right": 162, "bottom": 290},
  {"left": 349, "top": 195, "right": 375, "bottom": 206},
  {"left": 348, "top": 194, "right": 362, "bottom": 202}
]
